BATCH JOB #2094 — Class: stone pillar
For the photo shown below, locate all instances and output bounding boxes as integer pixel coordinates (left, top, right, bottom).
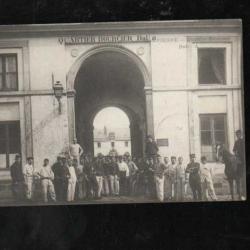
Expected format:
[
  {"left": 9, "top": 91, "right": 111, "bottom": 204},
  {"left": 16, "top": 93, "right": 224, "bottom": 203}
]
[
  {"left": 145, "top": 88, "right": 154, "bottom": 138},
  {"left": 67, "top": 89, "right": 76, "bottom": 144},
  {"left": 187, "top": 92, "right": 195, "bottom": 155},
  {"left": 24, "top": 96, "right": 33, "bottom": 158},
  {"left": 84, "top": 123, "right": 94, "bottom": 156}
]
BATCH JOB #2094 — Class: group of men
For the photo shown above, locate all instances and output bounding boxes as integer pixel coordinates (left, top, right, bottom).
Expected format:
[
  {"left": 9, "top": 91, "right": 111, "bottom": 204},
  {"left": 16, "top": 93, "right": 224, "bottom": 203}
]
[
  {"left": 9, "top": 151, "right": 216, "bottom": 203},
  {"left": 9, "top": 130, "right": 244, "bottom": 203}
]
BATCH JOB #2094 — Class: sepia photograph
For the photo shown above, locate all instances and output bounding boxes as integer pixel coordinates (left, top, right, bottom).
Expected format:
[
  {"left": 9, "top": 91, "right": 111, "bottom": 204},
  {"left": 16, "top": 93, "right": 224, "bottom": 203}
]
[{"left": 0, "top": 19, "right": 246, "bottom": 206}]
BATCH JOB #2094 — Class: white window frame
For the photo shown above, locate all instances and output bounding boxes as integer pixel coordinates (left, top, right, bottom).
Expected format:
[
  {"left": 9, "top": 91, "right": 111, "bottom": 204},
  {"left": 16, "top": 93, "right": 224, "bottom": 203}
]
[
  {"left": 0, "top": 48, "right": 24, "bottom": 91},
  {"left": 193, "top": 43, "right": 232, "bottom": 86},
  {"left": 199, "top": 113, "right": 228, "bottom": 162}
]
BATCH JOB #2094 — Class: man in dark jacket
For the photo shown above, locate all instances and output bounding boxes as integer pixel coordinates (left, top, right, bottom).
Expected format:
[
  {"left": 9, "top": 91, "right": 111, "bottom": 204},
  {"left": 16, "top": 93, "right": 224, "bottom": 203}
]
[
  {"left": 233, "top": 129, "right": 246, "bottom": 198},
  {"left": 84, "top": 154, "right": 96, "bottom": 199},
  {"left": 10, "top": 154, "right": 24, "bottom": 200},
  {"left": 186, "top": 154, "right": 202, "bottom": 201},
  {"left": 233, "top": 130, "right": 245, "bottom": 169},
  {"left": 51, "top": 155, "right": 70, "bottom": 202},
  {"left": 145, "top": 135, "right": 159, "bottom": 162}
]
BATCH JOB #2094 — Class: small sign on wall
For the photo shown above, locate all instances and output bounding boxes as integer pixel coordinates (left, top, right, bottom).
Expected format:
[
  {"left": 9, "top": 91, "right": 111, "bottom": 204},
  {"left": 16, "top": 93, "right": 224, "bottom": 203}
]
[{"left": 157, "top": 138, "right": 169, "bottom": 147}]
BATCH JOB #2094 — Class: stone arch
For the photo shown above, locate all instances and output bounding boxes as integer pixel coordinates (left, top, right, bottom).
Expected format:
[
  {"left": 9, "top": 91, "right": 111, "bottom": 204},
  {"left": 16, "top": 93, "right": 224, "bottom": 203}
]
[
  {"left": 66, "top": 44, "right": 152, "bottom": 91},
  {"left": 66, "top": 44, "right": 154, "bottom": 156}
]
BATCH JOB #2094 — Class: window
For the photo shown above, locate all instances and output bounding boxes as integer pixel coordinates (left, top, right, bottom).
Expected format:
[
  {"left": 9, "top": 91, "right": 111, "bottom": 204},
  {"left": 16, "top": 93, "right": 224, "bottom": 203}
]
[
  {"left": 198, "top": 48, "right": 226, "bottom": 85},
  {"left": 200, "top": 114, "right": 227, "bottom": 161},
  {"left": 0, "top": 121, "right": 21, "bottom": 168},
  {"left": 0, "top": 54, "right": 18, "bottom": 91},
  {"left": 111, "top": 142, "right": 115, "bottom": 148},
  {"left": 97, "top": 142, "right": 101, "bottom": 148},
  {"left": 125, "top": 141, "right": 128, "bottom": 147}
]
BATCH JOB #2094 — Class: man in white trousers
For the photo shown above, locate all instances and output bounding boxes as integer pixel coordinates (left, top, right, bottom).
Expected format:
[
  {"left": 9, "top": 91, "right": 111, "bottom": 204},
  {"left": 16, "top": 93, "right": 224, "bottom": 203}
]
[
  {"left": 23, "top": 157, "right": 34, "bottom": 200},
  {"left": 38, "top": 158, "right": 56, "bottom": 202},
  {"left": 154, "top": 154, "right": 167, "bottom": 202},
  {"left": 200, "top": 156, "right": 217, "bottom": 201},
  {"left": 94, "top": 154, "right": 104, "bottom": 199},
  {"left": 67, "top": 158, "right": 77, "bottom": 202}
]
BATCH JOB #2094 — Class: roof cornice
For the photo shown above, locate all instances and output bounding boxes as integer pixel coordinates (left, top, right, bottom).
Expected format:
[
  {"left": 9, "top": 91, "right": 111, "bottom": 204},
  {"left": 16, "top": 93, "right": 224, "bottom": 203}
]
[{"left": 0, "top": 19, "right": 242, "bottom": 38}]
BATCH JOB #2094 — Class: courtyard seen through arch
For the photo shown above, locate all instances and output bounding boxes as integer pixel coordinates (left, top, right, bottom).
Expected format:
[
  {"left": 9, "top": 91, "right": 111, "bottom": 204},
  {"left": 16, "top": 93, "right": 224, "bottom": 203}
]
[{"left": 93, "top": 107, "right": 131, "bottom": 157}]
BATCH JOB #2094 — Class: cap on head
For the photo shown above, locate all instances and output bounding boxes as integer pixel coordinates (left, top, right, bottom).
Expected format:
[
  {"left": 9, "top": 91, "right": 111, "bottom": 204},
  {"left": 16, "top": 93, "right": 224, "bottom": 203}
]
[
  {"left": 190, "top": 154, "right": 195, "bottom": 158},
  {"left": 171, "top": 156, "right": 176, "bottom": 160},
  {"left": 27, "top": 156, "right": 33, "bottom": 161},
  {"left": 201, "top": 156, "right": 207, "bottom": 161},
  {"left": 15, "top": 154, "right": 21, "bottom": 159},
  {"left": 97, "top": 153, "right": 103, "bottom": 159},
  {"left": 60, "top": 154, "right": 66, "bottom": 159}
]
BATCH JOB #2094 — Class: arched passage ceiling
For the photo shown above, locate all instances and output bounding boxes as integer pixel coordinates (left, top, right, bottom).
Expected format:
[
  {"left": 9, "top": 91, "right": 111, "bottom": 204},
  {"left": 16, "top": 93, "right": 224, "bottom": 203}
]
[{"left": 75, "top": 50, "right": 145, "bottom": 115}]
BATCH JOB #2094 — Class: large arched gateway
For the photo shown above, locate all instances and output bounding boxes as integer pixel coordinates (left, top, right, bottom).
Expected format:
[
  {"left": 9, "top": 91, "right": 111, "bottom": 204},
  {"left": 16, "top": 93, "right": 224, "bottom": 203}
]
[{"left": 67, "top": 46, "right": 154, "bottom": 157}]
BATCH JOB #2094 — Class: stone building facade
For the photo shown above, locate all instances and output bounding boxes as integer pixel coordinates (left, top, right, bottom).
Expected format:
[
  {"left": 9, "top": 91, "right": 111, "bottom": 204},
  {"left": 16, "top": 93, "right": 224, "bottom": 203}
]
[
  {"left": 94, "top": 128, "right": 131, "bottom": 156},
  {"left": 0, "top": 20, "right": 243, "bottom": 179}
]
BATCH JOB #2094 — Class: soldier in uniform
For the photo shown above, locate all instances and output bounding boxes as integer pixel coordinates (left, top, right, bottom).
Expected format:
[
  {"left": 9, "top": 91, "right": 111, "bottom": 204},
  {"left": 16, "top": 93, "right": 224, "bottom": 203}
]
[
  {"left": 52, "top": 155, "right": 70, "bottom": 202},
  {"left": 102, "top": 156, "right": 110, "bottom": 196},
  {"left": 186, "top": 154, "right": 202, "bottom": 201},
  {"left": 117, "top": 155, "right": 129, "bottom": 196},
  {"left": 23, "top": 157, "right": 34, "bottom": 200},
  {"left": 67, "top": 157, "right": 77, "bottom": 202},
  {"left": 145, "top": 135, "right": 159, "bottom": 162},
  {"left": 10, "top": 154, "right": 24, "bottom": 200},
  {"left": 166, "top": 156, "right": 177, "bottom": 201},
  {"left": 38, "top": 158, "right": 56, "bottom": 203},
  {"left": 173, "top": 156, "right": 186, "bottom": 201},
  {"left": 145, "top": 157, "right": 156, "bottom": 198},
  {"left": 84, "top": 154, "right": 96, "bottom": 199},
  {"left": 94, "top": 154, "right": 104, "bottom": 199},
  {"left": 200, "top": 156, "right": 217, "bottom": 201},
  {"left": 154, "top": 154, "right": 167, "bottom": 202},
  {"left": 233, "top": 129, "right": 246, "bottom": 198},
  {"left": 163, "top": 156, "right": 172, "bottom": 200},
  {"left": 74, "top": 157, "right": 87, "bottom": 200},
  {"left": 126, "top": 155, "right": 138, "bottom": 196}
]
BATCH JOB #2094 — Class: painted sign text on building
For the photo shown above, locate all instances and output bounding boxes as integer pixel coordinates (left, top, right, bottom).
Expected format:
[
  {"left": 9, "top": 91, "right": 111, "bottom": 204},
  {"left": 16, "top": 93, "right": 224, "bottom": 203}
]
[{"left": 58, "top": 34, "right": 154, "bottom": 45}]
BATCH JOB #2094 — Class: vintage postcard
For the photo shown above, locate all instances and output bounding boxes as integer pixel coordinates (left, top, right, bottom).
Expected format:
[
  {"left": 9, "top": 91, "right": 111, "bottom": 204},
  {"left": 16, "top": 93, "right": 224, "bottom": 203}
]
[{"left": 0, "top": 19, "right": 246, "bottom": 206}]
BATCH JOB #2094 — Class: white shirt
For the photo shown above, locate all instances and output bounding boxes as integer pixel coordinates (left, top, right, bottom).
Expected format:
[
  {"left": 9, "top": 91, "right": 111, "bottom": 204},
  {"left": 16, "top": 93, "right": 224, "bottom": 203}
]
[
  {"left": 118, "top": 161, "right": 130, "bottom": 177},
  {"left": 200, "top": 163, "right": 213, "bottom": 182},
  {"left": 39, "top": 165, "right": 54, "bottom": 180},
  {"left": 23, "top": 164, "right": 34, "bottom": 177},
  {"left": 68, "top": 166, "right": 77, "bottom": 182},
  {"left": 174, "top": 163, "right": 186, "bottom": 179},
  {"left": 69, "top": 143, "right": 83, "bottom": 157}
]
